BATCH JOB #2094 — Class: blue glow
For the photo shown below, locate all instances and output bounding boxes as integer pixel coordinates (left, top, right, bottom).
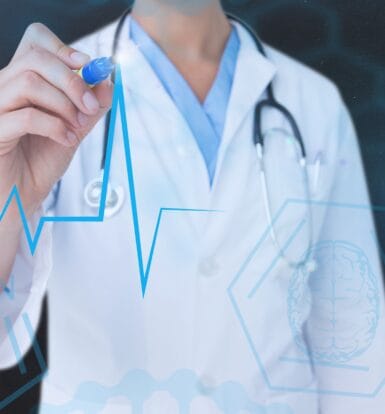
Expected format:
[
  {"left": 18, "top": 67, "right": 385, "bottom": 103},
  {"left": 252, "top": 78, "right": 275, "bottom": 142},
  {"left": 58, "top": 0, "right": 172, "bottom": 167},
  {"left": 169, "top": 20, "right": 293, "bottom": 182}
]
[{"left": 81, "top": 57, "right": 114, "bottom": 86}]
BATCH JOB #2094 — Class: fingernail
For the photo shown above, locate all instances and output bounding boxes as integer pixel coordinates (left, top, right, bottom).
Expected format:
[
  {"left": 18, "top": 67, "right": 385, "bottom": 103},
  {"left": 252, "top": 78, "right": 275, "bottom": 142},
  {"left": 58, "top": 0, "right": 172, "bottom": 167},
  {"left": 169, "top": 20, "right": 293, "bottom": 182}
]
[
  {"left": 77, "top": 112, "right": 88, "bottom": 127},
  {"left": 82, "top": 91, "right": 99, "bottom": 114},
  {"left": 70, "top": 51, "right": 90, "bottom": 66},
  {"left": 66, "top": 131, "right": 78, "bottom": 146}
]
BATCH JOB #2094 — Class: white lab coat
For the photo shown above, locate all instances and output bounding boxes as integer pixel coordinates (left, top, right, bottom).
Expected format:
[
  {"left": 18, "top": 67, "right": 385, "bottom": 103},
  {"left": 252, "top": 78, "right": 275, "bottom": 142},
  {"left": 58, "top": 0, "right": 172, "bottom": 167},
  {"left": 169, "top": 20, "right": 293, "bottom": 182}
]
[{"left": 1, "top": 16, "right": 385, "bottom": 414}]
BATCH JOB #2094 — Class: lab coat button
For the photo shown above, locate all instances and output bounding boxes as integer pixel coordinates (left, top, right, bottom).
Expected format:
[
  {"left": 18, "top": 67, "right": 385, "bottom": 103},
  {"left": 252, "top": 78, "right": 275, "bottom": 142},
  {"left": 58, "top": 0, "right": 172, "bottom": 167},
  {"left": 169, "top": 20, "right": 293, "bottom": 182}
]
[
  {"left": 198, "top": 375, "right": 217, "bottom": 394},
  {"left": 198, "top": 257, "right": 220, "bottom": 277}
]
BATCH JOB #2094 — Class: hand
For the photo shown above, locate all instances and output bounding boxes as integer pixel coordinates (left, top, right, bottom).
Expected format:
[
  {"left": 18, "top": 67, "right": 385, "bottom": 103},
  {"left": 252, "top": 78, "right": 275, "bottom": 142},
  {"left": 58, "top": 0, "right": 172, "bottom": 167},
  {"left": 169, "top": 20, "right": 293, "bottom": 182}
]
[{"left": 0, "top": 23, "right": 113, "bottom": 223}]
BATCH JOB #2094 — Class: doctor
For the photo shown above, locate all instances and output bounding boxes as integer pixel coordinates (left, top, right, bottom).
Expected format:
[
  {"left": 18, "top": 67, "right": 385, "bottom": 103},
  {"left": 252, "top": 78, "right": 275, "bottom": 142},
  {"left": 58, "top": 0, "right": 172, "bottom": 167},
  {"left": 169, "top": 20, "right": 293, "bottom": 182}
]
[{"left": 1, "top": 0, "right": 385, "bottom": 413}]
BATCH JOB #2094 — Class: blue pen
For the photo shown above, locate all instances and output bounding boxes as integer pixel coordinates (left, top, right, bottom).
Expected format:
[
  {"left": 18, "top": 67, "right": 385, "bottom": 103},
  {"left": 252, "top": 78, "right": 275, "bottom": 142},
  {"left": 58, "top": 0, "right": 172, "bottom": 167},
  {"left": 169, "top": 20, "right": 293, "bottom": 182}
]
[{"left": 77, "top": 57, "right": 115, "bottom": 87}]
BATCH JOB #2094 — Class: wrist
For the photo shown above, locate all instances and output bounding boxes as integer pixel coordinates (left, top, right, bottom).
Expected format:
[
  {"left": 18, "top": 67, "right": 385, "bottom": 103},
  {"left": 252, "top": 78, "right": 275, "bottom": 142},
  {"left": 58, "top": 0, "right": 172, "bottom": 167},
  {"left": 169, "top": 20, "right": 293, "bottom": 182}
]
[{"left": 0, "top": 193, "right": 41, "bottom": 233}]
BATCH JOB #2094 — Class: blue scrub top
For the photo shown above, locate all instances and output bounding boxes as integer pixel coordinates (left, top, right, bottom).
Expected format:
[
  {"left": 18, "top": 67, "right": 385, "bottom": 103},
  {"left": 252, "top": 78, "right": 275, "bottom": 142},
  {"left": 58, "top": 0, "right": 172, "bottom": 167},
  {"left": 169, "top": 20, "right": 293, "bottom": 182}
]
[{"left": 130, "top": 18, "right": 240, "bottom": 185}]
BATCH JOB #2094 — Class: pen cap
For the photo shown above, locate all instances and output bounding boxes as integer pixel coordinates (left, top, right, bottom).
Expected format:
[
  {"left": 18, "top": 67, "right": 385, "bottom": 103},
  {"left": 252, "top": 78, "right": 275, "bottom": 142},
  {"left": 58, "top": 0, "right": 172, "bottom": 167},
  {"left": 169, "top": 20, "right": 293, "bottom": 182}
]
[{"left": 81, "top": 57, "right": 115, "bottom": 86}]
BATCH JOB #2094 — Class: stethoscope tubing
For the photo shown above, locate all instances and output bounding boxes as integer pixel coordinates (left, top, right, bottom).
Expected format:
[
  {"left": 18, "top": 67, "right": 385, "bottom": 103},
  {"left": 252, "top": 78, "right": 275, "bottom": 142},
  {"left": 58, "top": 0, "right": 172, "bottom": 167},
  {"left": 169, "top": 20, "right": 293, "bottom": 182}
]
[{"left": 89, "top": 7, "right": 315, "bottom": 271}]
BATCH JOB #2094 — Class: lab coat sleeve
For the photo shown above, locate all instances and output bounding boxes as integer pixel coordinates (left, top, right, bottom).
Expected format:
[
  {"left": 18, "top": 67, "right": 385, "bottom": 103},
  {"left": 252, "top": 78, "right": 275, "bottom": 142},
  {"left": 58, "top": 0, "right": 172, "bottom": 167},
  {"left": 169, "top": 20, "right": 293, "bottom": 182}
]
[
  {"left": 0, "top": 198, "right": 54, "bottom": 369},
  {"left": 310, "top": 95, "right": 385, "bottom": 413}
]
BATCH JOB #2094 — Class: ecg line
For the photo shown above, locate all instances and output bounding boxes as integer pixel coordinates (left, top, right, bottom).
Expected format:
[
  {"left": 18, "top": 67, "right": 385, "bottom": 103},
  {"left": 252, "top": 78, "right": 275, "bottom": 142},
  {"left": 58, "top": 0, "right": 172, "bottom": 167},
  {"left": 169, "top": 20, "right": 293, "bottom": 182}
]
[{"left": 0, "top": 65, "right": 218, "bottom": 297}]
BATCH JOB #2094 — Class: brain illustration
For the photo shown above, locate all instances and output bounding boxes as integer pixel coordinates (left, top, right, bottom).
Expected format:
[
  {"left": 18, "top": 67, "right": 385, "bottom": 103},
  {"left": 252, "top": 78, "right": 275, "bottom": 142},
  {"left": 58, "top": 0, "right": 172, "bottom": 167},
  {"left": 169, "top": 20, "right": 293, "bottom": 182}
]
[{"left": 288, "top": 240, "right": 380, "bottom": 363}]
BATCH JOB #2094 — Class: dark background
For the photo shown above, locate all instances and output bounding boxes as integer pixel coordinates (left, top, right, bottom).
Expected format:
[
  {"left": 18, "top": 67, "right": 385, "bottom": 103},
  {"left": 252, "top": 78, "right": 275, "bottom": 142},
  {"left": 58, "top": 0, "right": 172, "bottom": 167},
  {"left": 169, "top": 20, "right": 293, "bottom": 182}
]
[{"left": 0, "top": 0, "right": 384, "bottom": 412}]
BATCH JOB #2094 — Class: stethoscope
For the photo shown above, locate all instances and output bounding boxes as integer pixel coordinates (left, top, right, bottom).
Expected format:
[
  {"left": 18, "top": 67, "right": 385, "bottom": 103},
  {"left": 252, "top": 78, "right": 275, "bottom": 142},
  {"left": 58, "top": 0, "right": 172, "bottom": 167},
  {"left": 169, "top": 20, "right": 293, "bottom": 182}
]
[{"left": 84, "top": 8, "right": 316, "bottom": 272}]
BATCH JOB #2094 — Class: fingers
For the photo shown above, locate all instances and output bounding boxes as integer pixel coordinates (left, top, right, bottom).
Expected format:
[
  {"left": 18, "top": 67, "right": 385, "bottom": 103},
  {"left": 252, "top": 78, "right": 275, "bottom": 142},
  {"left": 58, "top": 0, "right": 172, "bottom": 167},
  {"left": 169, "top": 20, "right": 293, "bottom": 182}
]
[
  {"left": 74, "top": 80, "right": 114, "bottom": 138},
  {"left": 0, "top": 108, "right": 77, "bottom": 149},
  {"left": 0, "top": 80, "right": 113, "bottom": 152},
  {"left": 0, "top": 21, "right": 114, "bottom": 153},
  {"left": 0, "top": 71, "right": 80, "bottom": 129},
  {"left": 2, "top": 47, "right": 100, "bottom": 116},
  {"left": 93, "top": 80, "right": 114, "bottom": 110},
  {"left": 12, "top": 22, "right": 90, "bottom": 69}
]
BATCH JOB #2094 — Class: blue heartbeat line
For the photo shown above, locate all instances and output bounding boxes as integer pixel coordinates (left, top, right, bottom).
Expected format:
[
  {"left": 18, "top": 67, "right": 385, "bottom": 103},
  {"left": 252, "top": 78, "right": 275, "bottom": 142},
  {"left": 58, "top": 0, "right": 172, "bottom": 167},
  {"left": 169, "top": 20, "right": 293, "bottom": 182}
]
[{"left": 0, "top": 65, "right": 219, "bottom": 297}]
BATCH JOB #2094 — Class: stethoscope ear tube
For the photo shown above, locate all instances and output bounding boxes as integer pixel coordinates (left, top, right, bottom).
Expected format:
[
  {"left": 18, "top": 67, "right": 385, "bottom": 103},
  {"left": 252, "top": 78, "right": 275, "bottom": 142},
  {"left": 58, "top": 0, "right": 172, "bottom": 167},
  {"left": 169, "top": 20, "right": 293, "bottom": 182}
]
[
  {"left": 257, "top": 145, "right": 315, "bottom": 272},
  {"left": 254, "top": 99, "right": 314, "bottom": 271},
  {"left": 254, "top": 99, "right": 307, "bottom": 159}
]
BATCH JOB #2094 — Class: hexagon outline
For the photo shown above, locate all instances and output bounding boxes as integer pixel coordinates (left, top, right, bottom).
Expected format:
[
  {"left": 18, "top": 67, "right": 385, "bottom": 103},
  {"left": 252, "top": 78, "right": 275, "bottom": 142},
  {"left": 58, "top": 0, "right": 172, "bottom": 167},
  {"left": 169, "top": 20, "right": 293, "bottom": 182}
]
[
  {"left": 227, "top": 198, "right": 385, "bottom": 398},
  {"left": 0, "top": 313, "right": 47, "bottom": 411}
]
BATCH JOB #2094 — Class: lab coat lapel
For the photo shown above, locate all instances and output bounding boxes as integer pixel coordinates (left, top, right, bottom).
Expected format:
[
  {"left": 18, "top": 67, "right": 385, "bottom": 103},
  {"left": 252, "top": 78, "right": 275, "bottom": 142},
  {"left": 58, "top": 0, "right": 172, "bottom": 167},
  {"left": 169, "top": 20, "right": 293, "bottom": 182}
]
[
  {"left": 203, "top": 22, "right": 277, "bottom": 246},
  {"left": 213, "top": 21, "right": 277, "bottom": 189}
]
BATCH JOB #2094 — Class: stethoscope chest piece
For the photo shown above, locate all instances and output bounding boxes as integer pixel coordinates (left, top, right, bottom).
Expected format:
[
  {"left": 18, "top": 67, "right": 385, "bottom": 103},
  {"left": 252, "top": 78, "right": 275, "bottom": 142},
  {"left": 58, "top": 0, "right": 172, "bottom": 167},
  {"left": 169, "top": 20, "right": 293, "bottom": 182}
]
[{"left": 84, "top": 174, "right": 125, "bottom": 218}]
